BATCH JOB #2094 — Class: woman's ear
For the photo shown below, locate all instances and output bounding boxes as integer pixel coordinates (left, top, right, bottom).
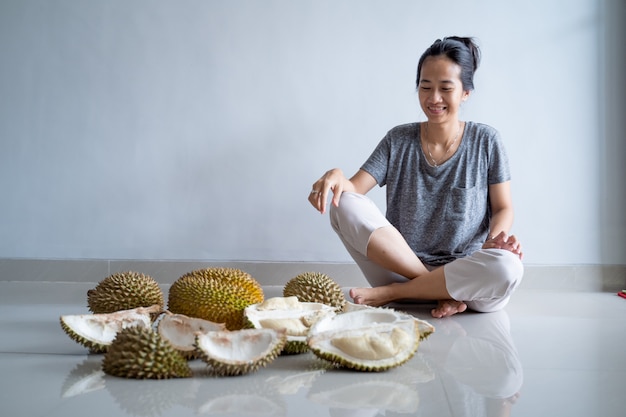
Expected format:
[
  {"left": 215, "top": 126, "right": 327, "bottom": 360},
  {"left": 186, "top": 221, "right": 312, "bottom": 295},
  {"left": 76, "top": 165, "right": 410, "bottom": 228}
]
[{"left": 462, "top": 90, "right": 471, "bottom": 101}]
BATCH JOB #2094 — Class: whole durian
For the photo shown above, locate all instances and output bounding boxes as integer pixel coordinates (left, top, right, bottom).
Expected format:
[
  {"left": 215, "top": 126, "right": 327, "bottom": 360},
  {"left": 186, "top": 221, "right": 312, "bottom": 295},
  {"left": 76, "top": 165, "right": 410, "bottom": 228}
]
[
  {"left": 87, "top": 271, "right": 164, "bottom": 314},
  {"left": 283, "top": 272, "right": 346, "bottom": 311},
  {"left": 168, "top": 268, "right": 264, "bottom": 330},
  {"left": 102, "top": 326, "right": 192, "bottom": 379}
]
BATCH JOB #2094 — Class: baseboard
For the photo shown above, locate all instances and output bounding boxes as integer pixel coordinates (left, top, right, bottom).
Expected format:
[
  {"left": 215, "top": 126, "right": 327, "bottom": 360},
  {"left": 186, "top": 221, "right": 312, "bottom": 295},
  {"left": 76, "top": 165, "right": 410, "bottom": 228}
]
[{"left": 0, "top": 258, "right": 624, "bottom": 292}]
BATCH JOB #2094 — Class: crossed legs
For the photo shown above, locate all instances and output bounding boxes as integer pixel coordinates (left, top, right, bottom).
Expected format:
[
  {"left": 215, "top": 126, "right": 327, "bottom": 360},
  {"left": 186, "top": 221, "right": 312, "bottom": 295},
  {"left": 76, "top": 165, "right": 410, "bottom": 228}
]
[
  {"left": 330, "top": 193, "right": 468, "bottom": 317},
  {"left": 330, "top": 192, "right": 523, "bottom": 318},
  {"left": 352, "top": 225, "right": 468, "bottom": 318}
]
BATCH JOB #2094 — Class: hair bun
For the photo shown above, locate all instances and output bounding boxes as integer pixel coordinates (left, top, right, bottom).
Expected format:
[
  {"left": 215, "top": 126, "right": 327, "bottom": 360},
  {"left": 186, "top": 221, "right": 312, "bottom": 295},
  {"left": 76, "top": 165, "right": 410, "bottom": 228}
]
[{"left": 444, "top": 36, "right": 481, "bottom": 71}]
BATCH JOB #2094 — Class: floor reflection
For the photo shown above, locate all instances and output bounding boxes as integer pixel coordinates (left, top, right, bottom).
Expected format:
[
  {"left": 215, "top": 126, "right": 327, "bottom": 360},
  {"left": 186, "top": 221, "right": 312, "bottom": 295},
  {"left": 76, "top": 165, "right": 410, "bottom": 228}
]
[
  {"left": 307, "top": 352, "right": 433, "bottom": 415},
  {"left": 419, "top": 309, "right": 523, "bottom": 417}
]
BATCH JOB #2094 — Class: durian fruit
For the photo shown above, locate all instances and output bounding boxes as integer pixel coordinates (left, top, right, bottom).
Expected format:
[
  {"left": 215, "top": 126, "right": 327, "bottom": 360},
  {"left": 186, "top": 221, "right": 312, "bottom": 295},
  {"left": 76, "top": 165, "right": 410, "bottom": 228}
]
[
  {"left": 244, "top": 296, "right": 335, "bottom": 354},
  {"left": 156, "top": 312, "right": 226, "bottom": 359},
  {"left": 87, "top": 271, "right": 164, "bottom": 314},
  {"left": 102, "top": 326, "right": 192, "bottom": 379},
  {"left": 60, "top": 305, "right": 162, "bottom": 353},
  {"left": 307, "top": 308, "right": 434, "bottom": 372},
  {"left": 283, "top": 272, "right": 346, "bottom": 311},
  {"left": 342, "top": 302, "right": 435, "bottom": 341},
  {"left": 168, "top": 267, "right": 264, "bottom": 330},
  {"left": 195, "top": 328, "right": 287, "bottom": 376}
]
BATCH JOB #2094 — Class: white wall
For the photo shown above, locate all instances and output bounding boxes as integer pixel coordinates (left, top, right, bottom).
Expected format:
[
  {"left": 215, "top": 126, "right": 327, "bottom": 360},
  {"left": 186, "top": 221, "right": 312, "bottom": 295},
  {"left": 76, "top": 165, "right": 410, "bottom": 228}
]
[{"left": 0, "top": 0, "right": 623, "bottom": 265}]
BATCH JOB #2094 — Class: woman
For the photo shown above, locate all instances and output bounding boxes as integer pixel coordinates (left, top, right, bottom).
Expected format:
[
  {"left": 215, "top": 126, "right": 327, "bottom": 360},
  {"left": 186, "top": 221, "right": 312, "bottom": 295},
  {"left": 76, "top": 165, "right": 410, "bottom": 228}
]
[{"left": 308, "top": 36, "right": 524, "bottom": 318}]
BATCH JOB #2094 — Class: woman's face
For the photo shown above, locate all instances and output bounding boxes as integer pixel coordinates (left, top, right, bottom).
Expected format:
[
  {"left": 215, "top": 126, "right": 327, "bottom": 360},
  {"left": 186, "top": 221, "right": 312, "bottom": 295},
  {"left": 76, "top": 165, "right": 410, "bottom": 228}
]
[{"left": 418, "top": 56, "right": 470, "bottom": 124}]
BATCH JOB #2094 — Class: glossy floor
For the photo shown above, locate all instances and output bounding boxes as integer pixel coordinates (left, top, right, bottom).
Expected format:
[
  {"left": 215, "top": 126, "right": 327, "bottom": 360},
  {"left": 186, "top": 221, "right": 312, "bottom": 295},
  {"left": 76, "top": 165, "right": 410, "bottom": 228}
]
[{"left": 0, "top": 282, "right": 624, "bottom": 417}]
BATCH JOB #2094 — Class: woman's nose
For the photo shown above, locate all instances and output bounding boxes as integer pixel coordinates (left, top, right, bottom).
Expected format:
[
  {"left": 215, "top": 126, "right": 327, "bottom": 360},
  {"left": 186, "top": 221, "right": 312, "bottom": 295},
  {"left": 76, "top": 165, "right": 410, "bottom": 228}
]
[{"left": 430, "top": 89, "right": 442, "bottom": 102}]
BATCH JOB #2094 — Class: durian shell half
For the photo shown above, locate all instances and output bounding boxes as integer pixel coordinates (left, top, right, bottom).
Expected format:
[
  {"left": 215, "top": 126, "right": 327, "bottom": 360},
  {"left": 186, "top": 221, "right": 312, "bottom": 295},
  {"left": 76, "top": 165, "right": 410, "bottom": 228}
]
[
  {"left": 156, "top": 312, "right": 226, "bottom": 359},
  {"left": 244, "top": 297, "right": 336, "bottom": 355},
  {"left": 195, "top": 328, "right": 287, "bottom": 376},
  {"left": 342, "top": 302, "right": 435, "bottom": 341},
  {"left": 307, "top": 308, "right": 431, "bottom": 372},
  {"left": 60, "top": 305, "right": 162, "bottom": 353}
]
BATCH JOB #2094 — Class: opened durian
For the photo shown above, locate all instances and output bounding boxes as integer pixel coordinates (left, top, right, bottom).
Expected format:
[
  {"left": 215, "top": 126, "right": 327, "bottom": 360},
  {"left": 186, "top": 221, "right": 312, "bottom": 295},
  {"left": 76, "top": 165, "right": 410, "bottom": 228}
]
[
  {"left": 244, "top": 296, "right": 335, "bottom": 354},
  {"left": 60, "top": 305, "right": 162, "bottom": 353},
  {"left": 87, "top": 271, "right": 164, "bottom": 314},
  {"left": 195, "top": 328, "right": 287, "bottom": 376},
  {"left": 283, "top": 272, "right": 346, "bottom": 311},
  {"left": 307, "top": 308, "right": 434, "bottom": 372},
  {"left": 156, "top": 312, "right": 226, "bottom": 359},
  {"left": 342, "top": 302, "right": 435, "bottom": 341},
  {"left": 168, "top": 268, "right": 264, "bottom": 330},
  {"left": 102, "top": 326, "right": 192, "bottom": 379}
]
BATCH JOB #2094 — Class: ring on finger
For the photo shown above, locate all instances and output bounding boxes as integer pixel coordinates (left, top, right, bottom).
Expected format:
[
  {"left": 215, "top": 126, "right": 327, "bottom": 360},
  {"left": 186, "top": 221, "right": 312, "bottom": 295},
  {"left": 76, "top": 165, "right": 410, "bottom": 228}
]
[{"left": 310, "top": 190, "right": 320, "bottom": 194}]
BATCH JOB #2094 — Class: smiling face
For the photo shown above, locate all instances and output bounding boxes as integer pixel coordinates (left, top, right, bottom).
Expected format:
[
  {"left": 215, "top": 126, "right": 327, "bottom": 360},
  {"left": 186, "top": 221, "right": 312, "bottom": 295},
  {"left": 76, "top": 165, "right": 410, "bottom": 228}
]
[{"left": 418, "top": 56, "right": 470, "bottom": 124}]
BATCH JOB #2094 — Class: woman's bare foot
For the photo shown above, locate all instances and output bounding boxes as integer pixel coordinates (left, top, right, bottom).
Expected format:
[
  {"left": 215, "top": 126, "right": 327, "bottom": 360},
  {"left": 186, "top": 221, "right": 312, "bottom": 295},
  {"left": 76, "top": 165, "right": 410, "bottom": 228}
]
[
  {"left": 349, "top": 286, "right": 394, "bottom": 307},
  {"left": 431, "top": 299, "right": 467, "bottom": 318}
]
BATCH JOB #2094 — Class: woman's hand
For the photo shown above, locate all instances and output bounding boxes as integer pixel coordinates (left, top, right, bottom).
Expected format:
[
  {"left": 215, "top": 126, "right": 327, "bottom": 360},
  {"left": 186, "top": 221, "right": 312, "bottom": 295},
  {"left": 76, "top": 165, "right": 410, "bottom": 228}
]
[
  {"left": 483, "top": 231, "right": 523, "bottom": 260},
  {"left": 308, "top": 168, "right": 347, "bottom": 214}
]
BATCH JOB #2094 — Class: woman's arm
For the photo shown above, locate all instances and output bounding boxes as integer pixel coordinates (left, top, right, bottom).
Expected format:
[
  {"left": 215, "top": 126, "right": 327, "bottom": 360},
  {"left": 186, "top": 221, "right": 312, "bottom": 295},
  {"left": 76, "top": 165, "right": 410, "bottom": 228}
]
[
  {"left": 487, "top": 181, "right": 514, "bottom": 238},
  {"left": 483, "top": 181, "right": 523, "bottom": 258},
  {"left": 308, "top": 168, "right": 377, "bottom": 214}
]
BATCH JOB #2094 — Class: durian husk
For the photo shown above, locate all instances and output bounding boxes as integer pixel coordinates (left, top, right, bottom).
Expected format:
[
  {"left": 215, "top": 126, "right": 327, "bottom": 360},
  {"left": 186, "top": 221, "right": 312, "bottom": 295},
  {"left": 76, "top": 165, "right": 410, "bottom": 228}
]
[
  {"left": 60, "top": 305, "right": 162, "bottom": 353},
  {"left": 283, "top": 272, "right": 346, "bottom": 311},
  {"left": 102, "top": 326, "right": 192, "bottom": 379},
  {"left": 307, "top": 308, "right": 428, "bottom": 372},
  {"left": 167, "top": 268, "right": 264, "bottom": 330},
  {"left": 87, "top": 271, "right": 165, "bottom": 314},
  {"left": 342, "top": 302, "right": 436, "bottom": 341},
  {"left": 156, "top": 312, "right": 226, "bottom": 360},
  {"left": 195, "top": 328, "right": 287, "bottom": 376},
  {"left": 244, "top": 297, "right": 336, "bottom": 355}
]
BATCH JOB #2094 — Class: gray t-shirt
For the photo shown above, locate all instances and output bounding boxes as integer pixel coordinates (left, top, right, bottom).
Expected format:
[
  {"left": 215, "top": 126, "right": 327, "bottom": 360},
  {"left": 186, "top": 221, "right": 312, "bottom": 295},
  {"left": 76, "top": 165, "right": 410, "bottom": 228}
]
[{"left": 361, "top": 121, "right": 511, "bottom": 266}]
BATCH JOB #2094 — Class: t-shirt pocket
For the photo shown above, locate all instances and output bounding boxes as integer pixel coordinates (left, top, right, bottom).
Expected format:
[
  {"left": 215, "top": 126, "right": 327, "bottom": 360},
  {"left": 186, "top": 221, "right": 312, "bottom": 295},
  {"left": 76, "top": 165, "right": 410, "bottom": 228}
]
[{"left": 445, "top": 185, "right": 478, "bottom": 221}]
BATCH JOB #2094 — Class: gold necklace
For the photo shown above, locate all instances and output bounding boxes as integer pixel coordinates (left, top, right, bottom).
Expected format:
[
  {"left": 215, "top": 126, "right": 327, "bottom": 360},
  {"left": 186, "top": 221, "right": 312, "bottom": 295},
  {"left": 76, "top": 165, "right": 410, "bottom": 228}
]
[{"left": 423, "top": 122, "right": 461, "bottom": 167}]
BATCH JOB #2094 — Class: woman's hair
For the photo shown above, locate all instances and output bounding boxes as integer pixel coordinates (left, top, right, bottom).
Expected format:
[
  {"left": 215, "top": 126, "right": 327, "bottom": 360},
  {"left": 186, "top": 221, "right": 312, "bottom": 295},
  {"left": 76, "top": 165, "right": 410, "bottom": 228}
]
[{"left": 416, "top": 36, "right": 481, "bottom": 91}]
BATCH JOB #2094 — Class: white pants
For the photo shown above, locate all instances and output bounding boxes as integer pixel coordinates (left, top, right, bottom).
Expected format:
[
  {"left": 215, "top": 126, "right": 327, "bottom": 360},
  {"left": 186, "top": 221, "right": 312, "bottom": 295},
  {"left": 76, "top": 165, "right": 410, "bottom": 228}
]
[{"left": 330, "top": 192, "right": 524, "bottom": 312}]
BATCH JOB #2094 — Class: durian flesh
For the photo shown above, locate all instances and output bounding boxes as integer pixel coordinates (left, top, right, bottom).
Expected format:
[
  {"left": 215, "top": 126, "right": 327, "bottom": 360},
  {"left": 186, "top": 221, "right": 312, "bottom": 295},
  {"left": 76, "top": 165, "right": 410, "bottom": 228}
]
[
  {"left": 307, "top": 308, "right": 430, "bottom": 372},
  {"left": 195, "top": 328, "right": 287, "bottom": 376},
  {"left": 60, "top": 305, "right": 162, "bottom": 353},
  {"left": 244, "top": 297, "right": 336, "bottom": 354}
]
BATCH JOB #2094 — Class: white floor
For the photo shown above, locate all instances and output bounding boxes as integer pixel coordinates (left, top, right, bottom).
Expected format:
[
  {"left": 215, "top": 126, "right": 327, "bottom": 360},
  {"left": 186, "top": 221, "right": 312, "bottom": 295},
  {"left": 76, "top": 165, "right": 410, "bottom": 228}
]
[{"left": 0, "top": 282, "right": 624, "bottom": 417}]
